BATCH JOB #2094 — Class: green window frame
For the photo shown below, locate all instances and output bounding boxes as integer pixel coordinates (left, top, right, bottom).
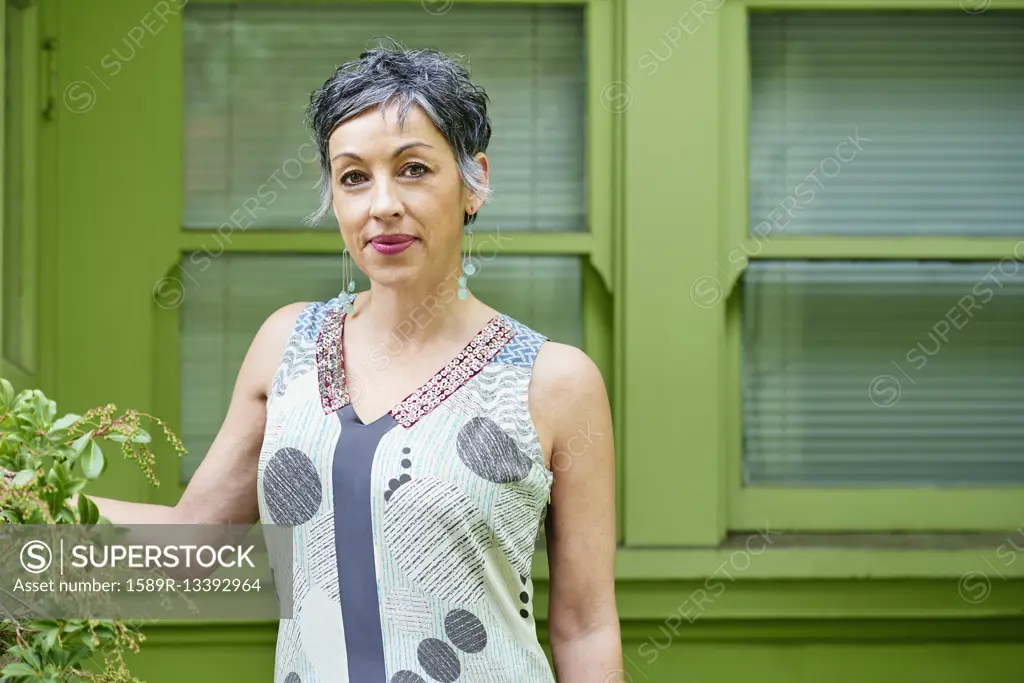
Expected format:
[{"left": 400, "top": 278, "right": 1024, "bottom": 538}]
[
  {"left": 151, "top": 0, "right": 624, "bottom": 544},
  {"left": 1, "top": 0, "right": 40, "bottom": 391},
  {"left": 623, "top": 0, "right": 1024, "bottom": 547},
  {"left": 726, "top": 1, "right": 1024, "bottom": 533}
]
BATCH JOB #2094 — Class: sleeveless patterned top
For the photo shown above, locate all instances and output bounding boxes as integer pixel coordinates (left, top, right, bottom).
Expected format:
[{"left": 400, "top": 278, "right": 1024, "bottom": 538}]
[{"left": 256, "top": 291, "right": 556, "bottom": 683}]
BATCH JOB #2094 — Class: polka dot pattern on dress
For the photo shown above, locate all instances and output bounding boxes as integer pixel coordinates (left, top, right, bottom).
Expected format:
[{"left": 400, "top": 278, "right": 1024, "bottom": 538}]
[{"left": 263, "top": 447, "right": 322, "bottom": 526}]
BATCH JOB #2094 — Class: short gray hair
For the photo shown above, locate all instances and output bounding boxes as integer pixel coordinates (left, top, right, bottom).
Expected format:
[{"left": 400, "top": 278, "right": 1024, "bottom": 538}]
[{"left": 305, "top": 39, "right": 493, "bottom": 227}]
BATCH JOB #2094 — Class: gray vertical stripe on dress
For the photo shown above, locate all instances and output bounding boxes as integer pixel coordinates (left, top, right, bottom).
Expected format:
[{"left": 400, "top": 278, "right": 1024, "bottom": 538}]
[{"left": 333, "top": 406, "right": 396, "bottom": 682}]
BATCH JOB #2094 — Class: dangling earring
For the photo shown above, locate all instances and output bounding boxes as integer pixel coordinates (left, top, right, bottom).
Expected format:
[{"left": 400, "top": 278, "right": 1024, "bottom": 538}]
[
  {"left": 342, "top": 247, "right": 356, "bottom": 314},
  {"left": 458, "top": 223, "right": 477, "bottom": 300}
]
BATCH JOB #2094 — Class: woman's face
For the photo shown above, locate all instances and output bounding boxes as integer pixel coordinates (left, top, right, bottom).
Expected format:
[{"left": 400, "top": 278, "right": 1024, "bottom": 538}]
[{"left": 328, "top": 101, "right": 488, "bottom": 289}]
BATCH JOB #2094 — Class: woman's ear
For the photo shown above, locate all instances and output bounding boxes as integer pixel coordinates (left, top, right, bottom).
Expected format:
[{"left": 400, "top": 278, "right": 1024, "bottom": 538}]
[
  {"left": 475, "top": 152, "right": 490, "bottom": 186},
  {"left": 465, "top": 152, "right": 490, "bottom": 215}
]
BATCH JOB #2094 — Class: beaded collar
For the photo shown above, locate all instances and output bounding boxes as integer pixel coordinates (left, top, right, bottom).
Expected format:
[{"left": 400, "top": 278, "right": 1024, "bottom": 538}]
[{"left": 315, "top": 306, "right": 517, "bottom": 428}]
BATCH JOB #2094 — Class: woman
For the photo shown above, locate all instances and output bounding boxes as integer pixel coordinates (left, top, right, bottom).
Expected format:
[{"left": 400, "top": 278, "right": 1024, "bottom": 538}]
[{"left": 92, "top": 45, "right": 620, "bottom": 682}]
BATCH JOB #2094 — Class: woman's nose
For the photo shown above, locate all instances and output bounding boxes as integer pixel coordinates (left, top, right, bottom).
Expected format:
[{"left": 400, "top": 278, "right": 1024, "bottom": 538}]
[{"left": 369, "top": 177, "right": 404, "bottom": 219}]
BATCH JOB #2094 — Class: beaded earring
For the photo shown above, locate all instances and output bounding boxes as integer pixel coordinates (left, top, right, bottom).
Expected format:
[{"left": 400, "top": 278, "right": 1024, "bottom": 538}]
[
  {"left": 458, "top": 220, "right": 477, "bottom": 300},
  {"left": 341, "top": 247, "right": 356, "bottom": 314}
]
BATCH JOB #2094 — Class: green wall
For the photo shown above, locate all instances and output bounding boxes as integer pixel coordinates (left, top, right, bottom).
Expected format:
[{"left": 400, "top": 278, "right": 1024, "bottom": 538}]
[{"left": 9, "top": 0, "right": 1023, "bottom": 680}]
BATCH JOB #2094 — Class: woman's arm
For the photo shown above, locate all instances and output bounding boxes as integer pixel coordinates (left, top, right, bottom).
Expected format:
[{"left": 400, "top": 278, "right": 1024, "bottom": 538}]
[
  {"left": 84, "top": 495, "right": 178, "bottom": 524},
  {"left": 531, "top": 343, "right": 622, "bottom": 682},
  {"left": 86, "top": 301, "right": 309, "bottom": 527}
]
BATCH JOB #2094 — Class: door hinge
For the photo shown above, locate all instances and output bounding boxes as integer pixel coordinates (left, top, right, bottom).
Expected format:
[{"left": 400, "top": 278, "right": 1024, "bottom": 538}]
[{"left": 41, "top": 37, "right": 58, "bottom": 122}]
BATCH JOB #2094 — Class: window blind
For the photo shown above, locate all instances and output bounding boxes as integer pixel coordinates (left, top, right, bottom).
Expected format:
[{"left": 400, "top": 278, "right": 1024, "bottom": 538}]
[
  {"left": 180, "top": 254, "right": 582, "bottom": 482},
  {"left": 183, "top": 3, "right": 586, "bottom": 232},
  {"left": 742, "top": 260, "right": 1024, "bottom": 486},
  {"left": 749, "top": 12, "right": 1024, "bottom": 237}
]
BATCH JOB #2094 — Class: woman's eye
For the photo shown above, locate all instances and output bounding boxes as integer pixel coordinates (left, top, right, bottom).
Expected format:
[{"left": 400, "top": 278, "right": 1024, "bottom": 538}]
[
  {"left": 340, "top": 171, "right": 366, "bottom": 186},
  {"left": 404, "top": 163, "right": 428, "bottom": 178}
]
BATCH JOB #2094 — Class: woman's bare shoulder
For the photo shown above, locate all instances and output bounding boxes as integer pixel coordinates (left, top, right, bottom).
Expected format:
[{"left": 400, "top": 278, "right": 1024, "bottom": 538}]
[
  {"left": 257, "top": 301, "right": 313, "bottom": 348},
  {"left": 264, "top": 301, "right": 313, "bottom": 333},
  {"left": 533, "top": 342, "right": 605, "bottom": 389},
  {"left": 528, "top": 342, "right": 609, "bottom": 445}
]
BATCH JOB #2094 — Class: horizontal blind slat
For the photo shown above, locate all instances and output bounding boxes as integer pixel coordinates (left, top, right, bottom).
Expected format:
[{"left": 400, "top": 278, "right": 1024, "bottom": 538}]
[
  {"left": 742, "top": 260, "right": 1024, "bottom": 486},
  {"left": 749, "top": 12, "right": 1024, "bottom": 238}
]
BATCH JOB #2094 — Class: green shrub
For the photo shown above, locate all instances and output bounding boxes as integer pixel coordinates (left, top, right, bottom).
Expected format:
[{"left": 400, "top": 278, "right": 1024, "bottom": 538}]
[{"left": 0, "top": 378, "right": 185, "bottom": 682}]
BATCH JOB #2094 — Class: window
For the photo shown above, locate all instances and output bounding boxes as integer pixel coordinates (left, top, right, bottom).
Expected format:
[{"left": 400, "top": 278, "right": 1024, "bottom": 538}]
[
  {"left": 179, "top": 3, "right": 595, "bottom": 483},
  {"left": 743, "top": 260, "right": 1024, "bottom": 486},
  {"left": 749, "top": 12, "right": 1024, "bottom": 238},
  {"left": 184, "top": 3, "right": 586, "bottom": 232},
  {"left": 2, "top": 0, "right": 37, "bottom": 384},
  {"left": 734, "top": 11, "right": 1024, "bottom": 530}
]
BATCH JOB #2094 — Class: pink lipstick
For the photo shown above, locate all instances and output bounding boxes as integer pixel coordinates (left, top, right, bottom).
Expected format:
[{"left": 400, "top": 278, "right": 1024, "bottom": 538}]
[{"left": 369, "top": 234, "right": 417, "bottom": 255}]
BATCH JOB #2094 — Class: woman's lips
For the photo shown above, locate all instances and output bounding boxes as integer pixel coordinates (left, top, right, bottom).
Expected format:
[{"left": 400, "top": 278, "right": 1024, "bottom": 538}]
[{"left": 369, "top": 234, "right": 417, "bottom": 255}]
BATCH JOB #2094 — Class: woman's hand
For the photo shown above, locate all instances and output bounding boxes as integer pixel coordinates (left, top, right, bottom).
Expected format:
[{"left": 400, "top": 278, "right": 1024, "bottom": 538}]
[{"left": 530, "top": 343, "right": 622, "bottom": 682}]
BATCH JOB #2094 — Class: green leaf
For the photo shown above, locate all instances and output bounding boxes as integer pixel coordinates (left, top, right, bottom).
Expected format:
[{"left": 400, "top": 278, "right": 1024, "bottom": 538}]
[
  {"left": 107, "top": 433, "right": 128, "bottom": 443},
  {"left": 69, "top": 430, "right": 93, "bottom": 458},
  {"left": 17, "top": 446, "right": 36, "bottom": 471},
  {"left": 1, "top": 432, "right": 26, "bottom": 448},
  {"left": 66, "top": 477, "right": 88, "bottom": 498},
  {"left": 0, "top": 662, "right": 39, "bottom": 677},
  {"left": 81, "top": 442, "right": 104, "bottom": 480},
  {"left": 33, "top": 397, "right": 47, "bottom": 426},
  {"left": 91, "top": 624, "right": 116, "bottom": 641},
  {"left": 50, "top": 413, "right": 82, "bottom": 432},
  {"left": 42, "top": 626, "right": 60, "bottom": 651},
  {"left": 11, "top": 468, "right": 36, "bottom": 487},
  {"left": 131, "top": 428, "right": 152, "bottom": 444},
  {"left": 54, "top": 460, "right": 74, "bottom": 484},
  {"left": 77, "top": 494, "right": 100, "bottom": 525},
  {"left": 45, "top": 468, "right": 69, "bottom": 508},
  {"left": 0, "top": 377, "right": 15, "bottom": 407},
  {"left": 17, "top": 644, "right": 41, "bottom": 669}
]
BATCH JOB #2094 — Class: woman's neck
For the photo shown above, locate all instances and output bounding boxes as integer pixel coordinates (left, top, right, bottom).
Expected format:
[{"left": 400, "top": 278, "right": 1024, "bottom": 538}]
[{"left": 352, "top": 265, "right": 487, "bottom": 351}]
